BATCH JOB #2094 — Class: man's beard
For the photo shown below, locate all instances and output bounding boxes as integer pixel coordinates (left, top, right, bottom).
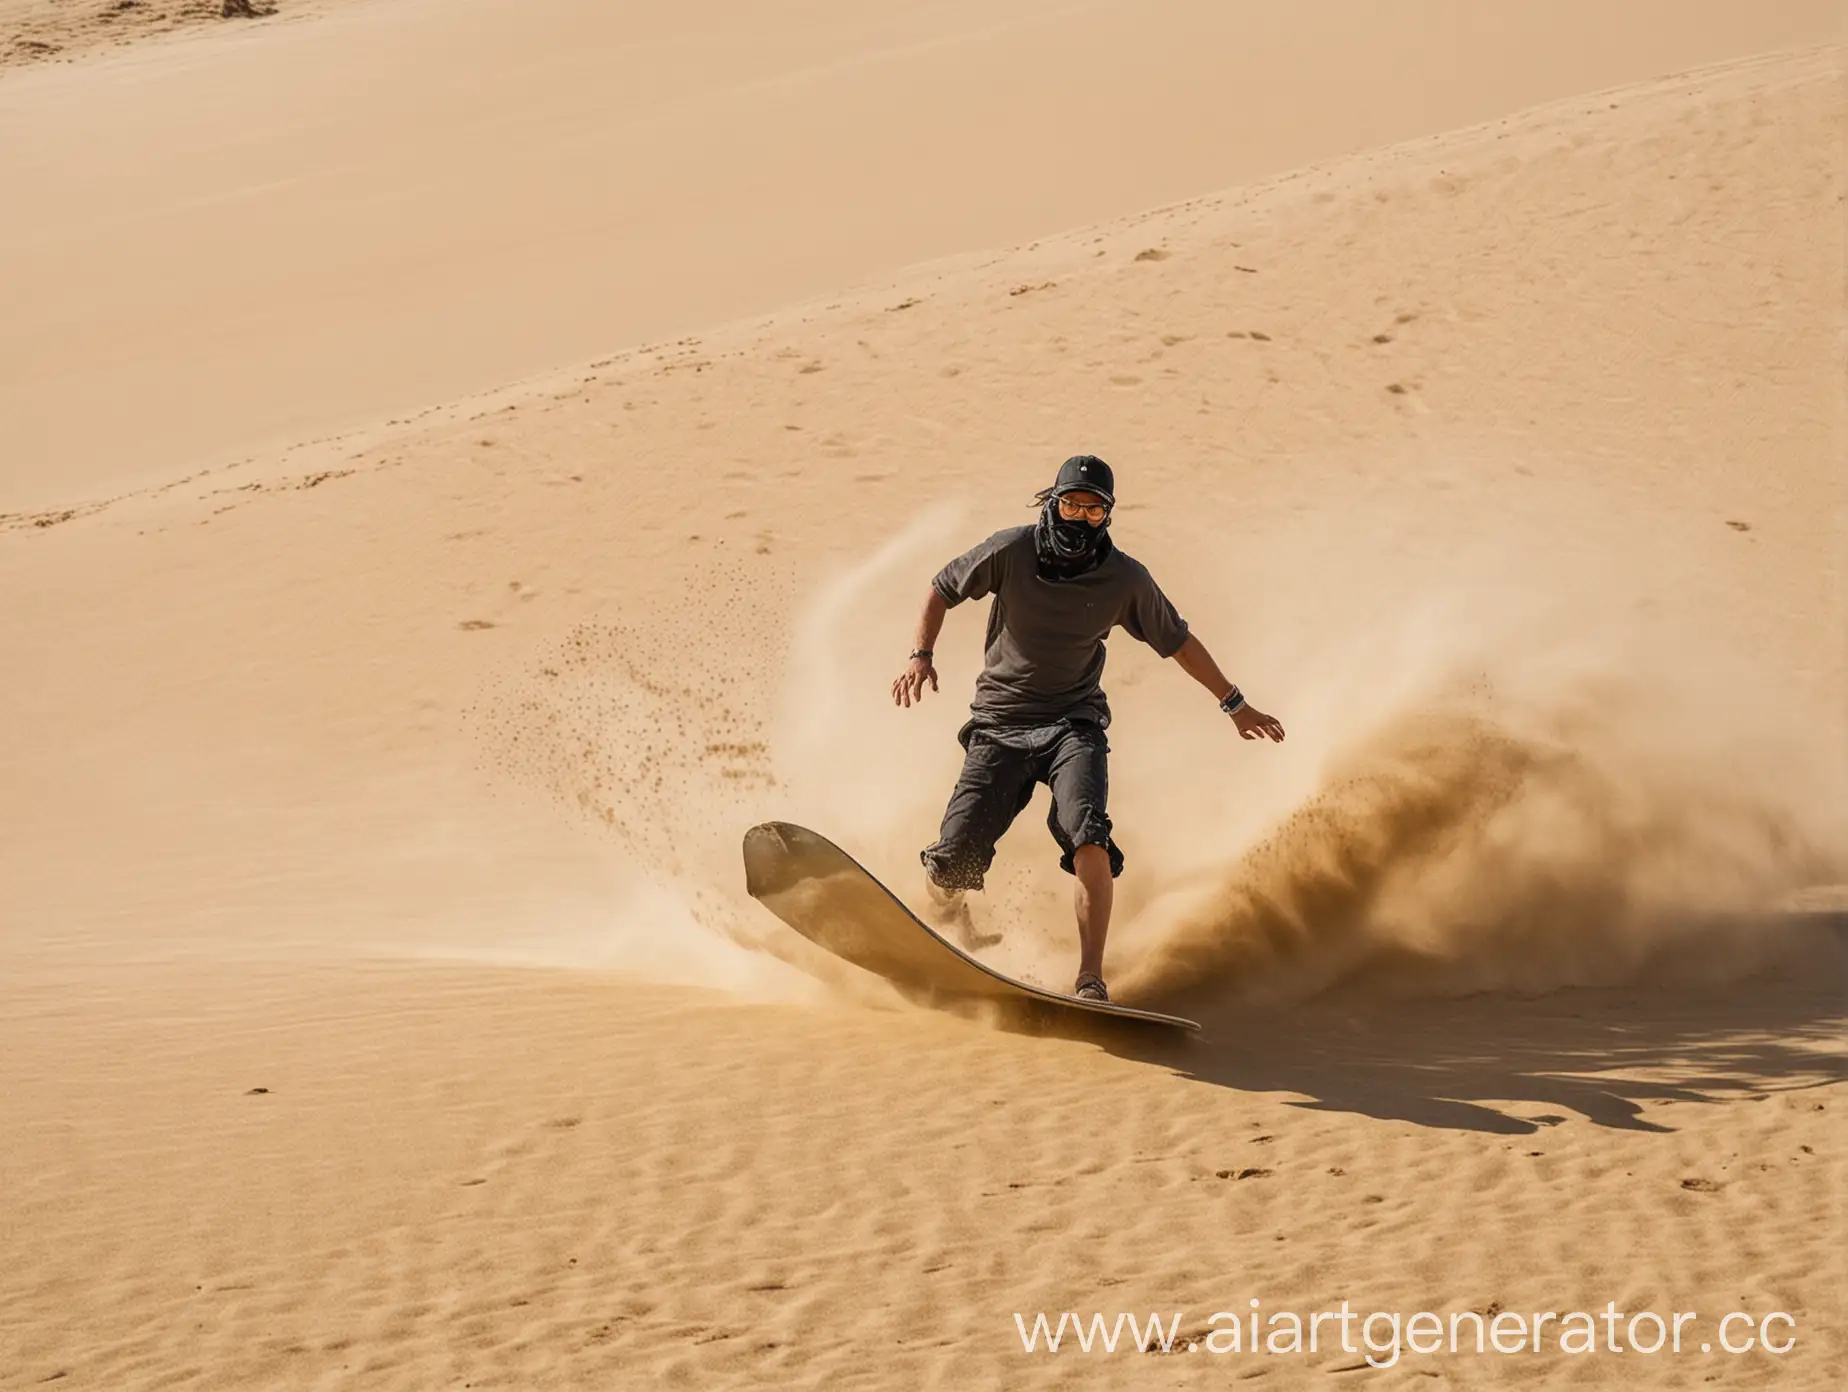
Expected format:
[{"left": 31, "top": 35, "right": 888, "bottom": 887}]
[{"left": 1033, "top": 499, "right": 1113, "bottom": 580}]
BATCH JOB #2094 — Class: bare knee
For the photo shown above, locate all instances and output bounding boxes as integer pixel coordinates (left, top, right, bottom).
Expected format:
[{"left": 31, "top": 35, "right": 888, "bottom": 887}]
[{"left": 1071, "top": 843, "right": 1110, "bottom": 878}]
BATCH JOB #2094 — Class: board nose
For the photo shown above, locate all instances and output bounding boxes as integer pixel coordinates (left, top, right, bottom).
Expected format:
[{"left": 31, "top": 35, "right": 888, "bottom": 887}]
[
  {"left": 742, "top": 823, "right": 788, "bottom": 896},
  {"left": 742, "top": 822, "right": 809, "bottom": 897}
]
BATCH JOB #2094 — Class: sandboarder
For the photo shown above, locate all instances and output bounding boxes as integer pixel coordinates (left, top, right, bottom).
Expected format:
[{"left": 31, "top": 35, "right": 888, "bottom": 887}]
[{"left": 890, "top": 455, "right": 1285, "bottom": 1002}]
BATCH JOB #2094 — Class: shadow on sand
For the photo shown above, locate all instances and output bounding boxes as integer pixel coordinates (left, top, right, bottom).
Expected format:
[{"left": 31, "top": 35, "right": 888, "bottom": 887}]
[{"left": 1027, "top": 914, "right": 1847, "bottom": 1136}]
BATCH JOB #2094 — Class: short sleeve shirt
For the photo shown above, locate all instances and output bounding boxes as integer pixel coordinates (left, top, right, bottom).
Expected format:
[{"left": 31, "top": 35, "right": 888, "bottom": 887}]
[{"left": 931, "top": 525, "right": 1189, "bottom": 726}]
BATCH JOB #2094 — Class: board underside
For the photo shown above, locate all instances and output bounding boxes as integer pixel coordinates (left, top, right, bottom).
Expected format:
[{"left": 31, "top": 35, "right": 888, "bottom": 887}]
[{"left": 743, "top": 821, "right": 1198, "bottom": 1031}]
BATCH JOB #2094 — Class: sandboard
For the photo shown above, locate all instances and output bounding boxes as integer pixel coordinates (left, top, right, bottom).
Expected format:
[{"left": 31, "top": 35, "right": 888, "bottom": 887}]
[{"left": 742, "top": 821, "right": 1199, "bottom": 1031}]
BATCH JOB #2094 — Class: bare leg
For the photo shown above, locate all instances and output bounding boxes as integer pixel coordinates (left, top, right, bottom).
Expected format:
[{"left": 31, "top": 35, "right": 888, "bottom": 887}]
[
  {"left": 924, "top": 877, "right": 1001, "bottom": 951},
  {"left": 1072, "top": 843, "right": 1114, "bottom": 980}
]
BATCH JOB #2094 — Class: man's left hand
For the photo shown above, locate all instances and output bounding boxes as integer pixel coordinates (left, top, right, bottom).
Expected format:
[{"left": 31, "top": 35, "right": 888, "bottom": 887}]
[{"left": 1232, "top": 704, "right": 1285, "bottom": 742}]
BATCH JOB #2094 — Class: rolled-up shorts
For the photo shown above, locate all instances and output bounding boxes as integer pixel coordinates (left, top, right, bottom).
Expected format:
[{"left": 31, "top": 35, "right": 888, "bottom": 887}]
[{"left": 920, "top": 718, "right": 1124, "bottom": 893}]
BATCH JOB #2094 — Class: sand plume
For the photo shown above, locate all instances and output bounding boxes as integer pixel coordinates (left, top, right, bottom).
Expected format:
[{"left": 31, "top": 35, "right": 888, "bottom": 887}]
[{"left": 1119, "top": 672, "right": 1841, "bottom": 1006}]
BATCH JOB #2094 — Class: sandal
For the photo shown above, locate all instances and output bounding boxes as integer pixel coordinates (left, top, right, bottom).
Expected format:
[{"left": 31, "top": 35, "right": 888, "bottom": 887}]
[{"left": 1073, "top": 972, "right": 1110, "bottom": 1002}]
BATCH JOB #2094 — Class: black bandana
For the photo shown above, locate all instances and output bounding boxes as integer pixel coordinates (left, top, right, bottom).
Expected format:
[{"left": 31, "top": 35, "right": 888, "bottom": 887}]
[{"left": 1033, "top": 497, "right": 1113, "bottom": 580}]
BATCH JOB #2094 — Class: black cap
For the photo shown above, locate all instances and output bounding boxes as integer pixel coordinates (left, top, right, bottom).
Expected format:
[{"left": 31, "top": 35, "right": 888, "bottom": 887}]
[{"left": 1051, "top": 454, "right": 1115, "bottom": 506}]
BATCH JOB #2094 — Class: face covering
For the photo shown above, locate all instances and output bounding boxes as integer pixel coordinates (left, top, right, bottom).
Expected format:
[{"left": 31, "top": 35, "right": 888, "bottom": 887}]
[{"left": 1034, "top": 497, "right": 1113, "bottom": 579}]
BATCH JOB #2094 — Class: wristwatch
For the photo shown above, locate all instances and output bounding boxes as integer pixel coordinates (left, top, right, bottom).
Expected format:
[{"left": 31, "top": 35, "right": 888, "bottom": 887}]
[
  {"left": 1219, "top": 685, "right": 1246, "bottom": 715},
  {"left": 910, "top": 649, "right": 934, "bottom": 662}
]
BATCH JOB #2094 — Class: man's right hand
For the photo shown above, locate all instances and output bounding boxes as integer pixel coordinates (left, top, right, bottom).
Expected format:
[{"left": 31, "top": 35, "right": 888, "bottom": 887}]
[{"left": 892, "top": 656, "right": 938, "bottom": 708}]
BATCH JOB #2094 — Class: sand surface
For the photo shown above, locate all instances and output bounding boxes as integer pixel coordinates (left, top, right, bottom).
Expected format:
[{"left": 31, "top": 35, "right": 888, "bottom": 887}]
[
  {"left": 2, "top": 5, "right": 1844, "bottom": 1389},
  {"left": 0, "top": 2, "right": 367, "bottom": 71},
  {"left": 1, "top": 0, "right": 1843, "bottom": 511}
]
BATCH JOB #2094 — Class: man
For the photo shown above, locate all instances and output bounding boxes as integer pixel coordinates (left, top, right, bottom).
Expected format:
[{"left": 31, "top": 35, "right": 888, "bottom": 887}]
[{"left": 890, "top": 454, "right": 1285, "bottom": 1002}]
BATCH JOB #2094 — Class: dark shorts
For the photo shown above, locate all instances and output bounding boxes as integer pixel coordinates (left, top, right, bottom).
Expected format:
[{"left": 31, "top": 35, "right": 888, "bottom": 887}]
[{"left": 920, "top": 719, "right": 1124, "bottom": 893}]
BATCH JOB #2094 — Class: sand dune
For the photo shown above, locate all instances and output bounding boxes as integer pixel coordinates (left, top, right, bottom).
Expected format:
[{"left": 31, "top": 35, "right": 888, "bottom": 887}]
[
  {"left": 1, "top": 2, "right": 312, "bottom": 71},
  {"left": 2, "top": 0, "right": 1842, "bottom": 510},
  {"left": 1, "top": 7, "right": 1843, "bottom": 1389}
]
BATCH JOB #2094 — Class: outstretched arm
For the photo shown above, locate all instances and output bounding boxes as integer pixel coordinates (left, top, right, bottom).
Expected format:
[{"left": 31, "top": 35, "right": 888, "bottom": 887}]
[
  {"left": 892, "top": 588, "right": 948, "bottom": 707},
  {"left": 1171, "top": 632, "right": 1285, "bottom": 741}
]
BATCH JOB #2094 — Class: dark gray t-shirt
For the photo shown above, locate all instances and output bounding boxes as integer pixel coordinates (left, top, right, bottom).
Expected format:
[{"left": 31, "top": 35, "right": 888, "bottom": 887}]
[{"left": 931, "top": 525, "right": 1189, "bottom": 726}]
